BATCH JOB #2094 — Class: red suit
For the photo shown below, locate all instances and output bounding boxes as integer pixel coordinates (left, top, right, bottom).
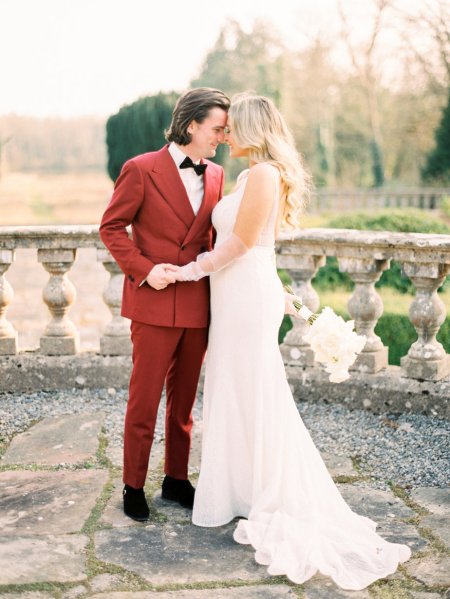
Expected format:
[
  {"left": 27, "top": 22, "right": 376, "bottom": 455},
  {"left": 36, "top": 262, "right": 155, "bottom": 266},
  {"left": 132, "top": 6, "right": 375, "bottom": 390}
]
[{"left": 100, "top": 145, "right": 224, "bottom": 488}]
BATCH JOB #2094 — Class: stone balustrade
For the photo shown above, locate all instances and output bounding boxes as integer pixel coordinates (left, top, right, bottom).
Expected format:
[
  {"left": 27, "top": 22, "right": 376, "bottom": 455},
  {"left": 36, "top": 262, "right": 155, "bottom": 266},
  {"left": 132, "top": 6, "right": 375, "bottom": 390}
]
[
  {"left": 0, "top": 225, "right": 449, "bottom": 407},
  {"left": 277, "top": 228, "right": 450, "bottom": 382},
  {"left": 0, "top": 225, "right": 131, "bottom": 358}
]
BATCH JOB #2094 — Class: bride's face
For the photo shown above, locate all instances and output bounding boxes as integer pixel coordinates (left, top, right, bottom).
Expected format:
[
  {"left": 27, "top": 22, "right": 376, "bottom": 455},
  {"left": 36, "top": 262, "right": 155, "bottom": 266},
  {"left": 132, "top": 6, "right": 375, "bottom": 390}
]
[{"left": 224, "top": 122, "right": 249, "bottom": 159}]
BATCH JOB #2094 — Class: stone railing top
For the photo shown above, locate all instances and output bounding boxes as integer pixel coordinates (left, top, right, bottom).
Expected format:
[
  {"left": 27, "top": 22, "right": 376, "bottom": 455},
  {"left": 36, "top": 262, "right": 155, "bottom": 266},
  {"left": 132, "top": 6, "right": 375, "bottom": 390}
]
[
  {"left": 0, "top": 225, "right": 103, "bottom": 250},
  {"left": 1, "top": 225, "right": 449, "bottom": 264},
  {"left": 277, "top": 228, "right": 450, "bottom": 263}
]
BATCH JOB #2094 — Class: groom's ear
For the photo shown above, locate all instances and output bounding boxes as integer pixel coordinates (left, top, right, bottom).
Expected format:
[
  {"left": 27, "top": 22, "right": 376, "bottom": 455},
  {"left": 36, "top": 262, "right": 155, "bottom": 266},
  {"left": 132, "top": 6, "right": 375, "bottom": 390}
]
[{"left": 187, "top": 120, "right": 196, "bottom": 135}]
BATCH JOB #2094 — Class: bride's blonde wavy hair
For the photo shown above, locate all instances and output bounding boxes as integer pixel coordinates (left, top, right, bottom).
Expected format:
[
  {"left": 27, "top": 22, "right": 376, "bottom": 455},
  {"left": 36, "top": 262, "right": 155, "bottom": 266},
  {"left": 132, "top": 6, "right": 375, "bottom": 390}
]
[{"left": 229, "top": 92, "right": 311, "bottom": 230}]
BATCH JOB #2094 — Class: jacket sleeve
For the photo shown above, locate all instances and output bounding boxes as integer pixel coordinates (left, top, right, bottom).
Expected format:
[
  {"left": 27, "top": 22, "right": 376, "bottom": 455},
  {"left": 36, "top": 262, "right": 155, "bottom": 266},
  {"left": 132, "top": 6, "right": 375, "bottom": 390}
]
[{"left": 99, "top": 160, "right": 155, "bottom": 286}]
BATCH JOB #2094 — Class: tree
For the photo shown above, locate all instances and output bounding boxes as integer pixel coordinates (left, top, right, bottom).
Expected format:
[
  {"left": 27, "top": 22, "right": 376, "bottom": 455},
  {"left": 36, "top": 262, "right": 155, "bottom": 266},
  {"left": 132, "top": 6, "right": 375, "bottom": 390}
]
[
  {"left": 337, "top": 0, "right": 392, "bottom": 187},
  {"left": 394, "top": 0, "right": 449, "bottom": 93},
  {"left": 422, "top": 89, "right": 450, "bottom": 183},
  {"left": 192, "top": 19, "right": 284, "bottom": 101},
  {"left": 191, "top": 19, "right": 287, "bottom": 180},
  {"left": 106, "top": 92, "right": 178, "bottom": 181}
]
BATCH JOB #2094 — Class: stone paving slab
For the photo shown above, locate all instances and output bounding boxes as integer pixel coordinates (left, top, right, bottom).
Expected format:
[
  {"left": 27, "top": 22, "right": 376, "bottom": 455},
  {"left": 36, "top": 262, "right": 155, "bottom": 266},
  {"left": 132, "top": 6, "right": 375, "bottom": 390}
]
[
  {"left": 89, "top": 587, "right": 297, "bottom": 598},
  {"left": 375, "top": 520, "right": 428, "bottom": 552},
  {"left": 303, "top": 575, "right": 371, "bottom": 598},
  {"left": 95, "top": 522, "right": 270, "bottom": 585},
  {"left": 0, "top": 593, "right": 55, "bottom": 599},
  {"left": 1, "top": 413, "right": 104, "bottom": 466},
  {"left": 404, "top": 554, "right": 450, "bottom": 587},
  {"left": 65, "top": 585, "right": 92, "bottom": 599},
  {"left": 90, "top": 573, "right": 126, "bottom": 593},
  {"left": 338, "top": 485, "right": 415, "bottom": 522},
  {"left": 152, "top": 490, "right": 193, "bottom": 522},
  {"left": 411, "top": 487, "right": 450, "bottom": 516},
  {"left": 338, "top": 485, "right": 427, "bottom": 553},
  {"left": 0, "top": 469, "right": 108, "bottom": 536},
  {"left": 106, "top": 437, "right": 165, "bottom": 471},
  {"left": 420, "top": 514, "right": 450, "bottom": 550},
  {"left": 409, "top": 592, "right": 444, "bottom": 599},
  {"left": 0, "top": 533, "right": 88, "bottom": 584},
  {"left": 101, "top": 480, "right": 193, "bottom": 528},
  {"left": 101, "top": 477, "right": 146, "bottom": 528},
  {"left": 320, "top": 453, "right": 356, "bottom": 479},
  {"left": 409, "top": 487, "right": 450, "bottom": 550}
]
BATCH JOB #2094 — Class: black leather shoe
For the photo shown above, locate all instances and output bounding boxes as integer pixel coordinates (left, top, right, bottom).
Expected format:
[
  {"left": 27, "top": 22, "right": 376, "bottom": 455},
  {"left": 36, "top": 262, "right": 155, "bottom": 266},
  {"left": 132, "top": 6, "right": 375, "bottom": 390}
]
[
  {"left": 123, "top": 485, "right": 150, "bottom": 521},
  {"left": 161, "top": 475, "right": 195, "bottom": 509}
]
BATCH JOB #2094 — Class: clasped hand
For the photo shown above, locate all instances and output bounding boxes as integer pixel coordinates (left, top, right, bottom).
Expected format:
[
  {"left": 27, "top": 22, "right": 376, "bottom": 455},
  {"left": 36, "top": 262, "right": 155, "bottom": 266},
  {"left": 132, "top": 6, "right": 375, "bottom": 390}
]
[{"left": 146, "top": 263, "right": 181, "bottom": 290}]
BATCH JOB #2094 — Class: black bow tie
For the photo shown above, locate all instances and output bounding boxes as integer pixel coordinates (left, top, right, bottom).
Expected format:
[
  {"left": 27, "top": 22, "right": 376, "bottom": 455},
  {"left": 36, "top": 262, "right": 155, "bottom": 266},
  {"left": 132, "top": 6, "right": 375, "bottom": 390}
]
[{"left": 179, "top": 156, "right": 207, "bottom": 176}]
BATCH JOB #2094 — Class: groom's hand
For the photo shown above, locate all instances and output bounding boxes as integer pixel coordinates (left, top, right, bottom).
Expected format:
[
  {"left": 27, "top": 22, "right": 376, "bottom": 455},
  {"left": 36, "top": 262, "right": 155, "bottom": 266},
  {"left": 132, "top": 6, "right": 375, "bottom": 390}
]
[{"left": 146, "top": 264, "right": 177, "bottom": 290}]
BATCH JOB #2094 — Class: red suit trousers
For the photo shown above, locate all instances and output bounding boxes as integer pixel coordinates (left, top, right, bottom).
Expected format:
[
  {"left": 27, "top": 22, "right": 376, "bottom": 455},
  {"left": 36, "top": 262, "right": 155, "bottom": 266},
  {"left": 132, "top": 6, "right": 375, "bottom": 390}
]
[{"left": 123, "top": 321, "right": 208, "bottom": 489}]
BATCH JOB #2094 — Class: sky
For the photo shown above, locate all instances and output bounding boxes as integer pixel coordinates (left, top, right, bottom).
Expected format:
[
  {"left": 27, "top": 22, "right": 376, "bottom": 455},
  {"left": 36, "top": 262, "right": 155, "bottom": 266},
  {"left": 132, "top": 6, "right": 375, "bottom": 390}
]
[{"left": 0, "top": 0, "right": 430, "bottom": 118}]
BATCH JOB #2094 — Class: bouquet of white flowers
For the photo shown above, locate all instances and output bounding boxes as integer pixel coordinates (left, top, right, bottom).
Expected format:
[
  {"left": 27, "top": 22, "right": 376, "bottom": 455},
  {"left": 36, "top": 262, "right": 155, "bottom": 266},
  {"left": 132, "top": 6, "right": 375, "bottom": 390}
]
[{"left": 285, "top": 286, "right": 366, "bottom": 383}]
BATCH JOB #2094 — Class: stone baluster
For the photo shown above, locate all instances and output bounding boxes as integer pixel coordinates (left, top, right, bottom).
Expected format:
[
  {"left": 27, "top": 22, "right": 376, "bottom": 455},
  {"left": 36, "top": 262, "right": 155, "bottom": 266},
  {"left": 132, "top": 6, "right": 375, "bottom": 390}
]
[
  {"left": 338, "top": 257, "right": 390, "bottom": 373},
  {"left": 0, "top": 250, "right": 18, "bottom": 355},
  {"left": 279, "top": 254, "right": 326, "bottom": 366},
  {"left": 38, "top": 248, "right": 79, "bottom": 355},
  {"left": 97, "top": 249, "right": 131, "bottom": 355},
  {"left": 400, "top": 261, "right": 450, "bottom": 381}
]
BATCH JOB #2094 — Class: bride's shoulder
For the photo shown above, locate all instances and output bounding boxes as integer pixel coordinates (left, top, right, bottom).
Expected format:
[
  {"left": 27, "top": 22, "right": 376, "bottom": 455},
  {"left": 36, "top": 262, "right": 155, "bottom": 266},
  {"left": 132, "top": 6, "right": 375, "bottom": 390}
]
[
  {"left": 232, "top": 164, "right": 278, "bottom": 191},
  {"left": 248, "top": 162, "right": 279, "bottom": 180},
  {"left": 247, "top": 163, "right": 280, "bottom": 187}
]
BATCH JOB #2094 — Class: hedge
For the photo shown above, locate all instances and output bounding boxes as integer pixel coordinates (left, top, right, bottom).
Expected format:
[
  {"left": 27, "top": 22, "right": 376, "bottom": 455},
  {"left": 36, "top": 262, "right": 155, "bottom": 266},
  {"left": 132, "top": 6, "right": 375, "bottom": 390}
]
[{"left": 314, "top": 209, "right": 450, "bottom": 293}]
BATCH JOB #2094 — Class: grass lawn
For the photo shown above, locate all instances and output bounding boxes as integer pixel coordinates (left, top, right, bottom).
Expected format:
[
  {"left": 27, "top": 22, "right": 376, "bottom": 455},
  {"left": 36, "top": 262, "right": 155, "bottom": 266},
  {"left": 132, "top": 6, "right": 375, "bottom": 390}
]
[
  {"left": 317, "top": 286, "right": 450, "bottom": 317},
  {"left": 0, "top": 171, "right": 113, "bottom": 225}
]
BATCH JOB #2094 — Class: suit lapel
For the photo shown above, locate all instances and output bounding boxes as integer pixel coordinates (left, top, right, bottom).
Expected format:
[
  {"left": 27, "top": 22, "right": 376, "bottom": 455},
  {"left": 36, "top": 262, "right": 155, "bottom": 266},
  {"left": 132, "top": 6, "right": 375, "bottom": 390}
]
[
  {"left": 150, "top": 146, "right": 195, "bottom": 229},
  {"left": 183, "top": 162, "right": 218, "bottom": 245}
]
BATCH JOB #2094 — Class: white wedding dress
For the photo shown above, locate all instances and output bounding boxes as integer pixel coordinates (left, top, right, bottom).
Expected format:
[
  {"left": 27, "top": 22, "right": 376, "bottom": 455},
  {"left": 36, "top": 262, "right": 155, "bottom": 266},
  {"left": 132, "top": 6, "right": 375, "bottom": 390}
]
[{"left": 192, "top": 169, "right": 411, "bottom": 590}]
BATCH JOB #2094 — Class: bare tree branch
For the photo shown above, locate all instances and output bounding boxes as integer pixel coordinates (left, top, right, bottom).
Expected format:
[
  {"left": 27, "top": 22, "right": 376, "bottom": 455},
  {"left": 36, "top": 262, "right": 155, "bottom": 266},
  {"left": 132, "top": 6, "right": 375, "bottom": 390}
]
[{"left": 393, "top": 0, "right": 449, "bottom": 88}]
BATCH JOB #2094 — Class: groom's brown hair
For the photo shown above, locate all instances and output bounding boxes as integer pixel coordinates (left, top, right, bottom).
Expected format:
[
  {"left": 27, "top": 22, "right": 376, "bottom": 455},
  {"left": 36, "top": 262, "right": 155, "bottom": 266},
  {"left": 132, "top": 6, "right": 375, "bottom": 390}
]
[{"left": 165, "top": 87, "right": 230, "bottom": 146}]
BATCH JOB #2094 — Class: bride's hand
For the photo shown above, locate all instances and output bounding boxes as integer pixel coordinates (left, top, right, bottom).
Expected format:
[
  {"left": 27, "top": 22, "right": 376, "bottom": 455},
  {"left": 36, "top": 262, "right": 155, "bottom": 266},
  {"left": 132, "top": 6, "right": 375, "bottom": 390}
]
[
  {"left": 160, "top": 264, "right": 180, "bottom": 286},
  {"left": 284, "top": 292, "right": 301, "bottom": 318}
]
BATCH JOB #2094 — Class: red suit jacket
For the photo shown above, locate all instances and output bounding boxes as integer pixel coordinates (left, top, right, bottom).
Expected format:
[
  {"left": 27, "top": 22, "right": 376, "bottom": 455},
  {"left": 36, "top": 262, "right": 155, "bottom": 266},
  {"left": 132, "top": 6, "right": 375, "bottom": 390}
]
[{"left": 100, "top": 145, "right": 224, "bottom": 328}]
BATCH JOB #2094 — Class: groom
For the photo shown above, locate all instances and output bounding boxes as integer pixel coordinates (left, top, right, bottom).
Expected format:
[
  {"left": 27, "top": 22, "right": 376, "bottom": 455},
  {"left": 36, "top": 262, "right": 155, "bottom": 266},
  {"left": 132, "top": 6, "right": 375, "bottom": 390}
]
[{"left": 100, "top": 88, "right": 229, "bottom": 521}]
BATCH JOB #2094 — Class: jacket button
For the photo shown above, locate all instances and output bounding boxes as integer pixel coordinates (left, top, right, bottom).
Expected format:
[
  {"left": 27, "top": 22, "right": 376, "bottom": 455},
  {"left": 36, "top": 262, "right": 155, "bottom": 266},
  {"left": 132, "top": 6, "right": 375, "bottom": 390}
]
[
  {"left": 200, "top": 246, "right": 206, "bottom": 252},
  {"left": 128, "top": 274, "right": 135, "bottom": 282},
  {"left": 181, "top": 245, "right": 186, "bottom": 250}
]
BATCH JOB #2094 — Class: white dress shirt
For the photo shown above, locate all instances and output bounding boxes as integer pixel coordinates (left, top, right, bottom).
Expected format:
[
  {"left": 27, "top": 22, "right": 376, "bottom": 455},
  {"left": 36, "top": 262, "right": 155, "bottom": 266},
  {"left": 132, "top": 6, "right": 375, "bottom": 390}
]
[{"left": 168, "top": 142, "right": 204, "bottom": 216}]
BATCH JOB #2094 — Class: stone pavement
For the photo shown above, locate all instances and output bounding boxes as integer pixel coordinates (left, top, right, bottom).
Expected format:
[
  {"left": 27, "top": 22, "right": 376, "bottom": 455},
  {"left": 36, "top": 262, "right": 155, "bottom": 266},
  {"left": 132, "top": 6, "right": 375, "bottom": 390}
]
[{"left": 0, "top": 412, "right": 449, "bottom": 599}]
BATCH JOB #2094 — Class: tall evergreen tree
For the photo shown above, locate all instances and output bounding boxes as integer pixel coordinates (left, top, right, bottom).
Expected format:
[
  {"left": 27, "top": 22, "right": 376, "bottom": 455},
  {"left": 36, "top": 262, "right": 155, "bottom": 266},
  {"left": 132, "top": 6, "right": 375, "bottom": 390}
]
[
  {"left": 422, "top": 90, "right": 450, "bottom": 183},
  {"left": 106, "top": 92, "right": 178, "bottom": 181}
]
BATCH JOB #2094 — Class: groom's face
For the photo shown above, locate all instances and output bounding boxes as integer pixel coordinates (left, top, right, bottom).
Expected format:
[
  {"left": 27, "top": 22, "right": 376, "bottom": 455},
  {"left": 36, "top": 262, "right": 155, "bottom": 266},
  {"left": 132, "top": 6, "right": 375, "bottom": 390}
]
[{"left": 187, "top": 107, "right": 228, "bottom": 160}]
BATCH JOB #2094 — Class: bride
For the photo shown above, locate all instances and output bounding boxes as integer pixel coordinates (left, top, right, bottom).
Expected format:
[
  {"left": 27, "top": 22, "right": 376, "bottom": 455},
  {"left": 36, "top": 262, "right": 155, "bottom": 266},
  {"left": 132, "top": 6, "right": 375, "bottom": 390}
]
[{"left": 165, "top": 92, "right": 411, "bottom": 590}]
